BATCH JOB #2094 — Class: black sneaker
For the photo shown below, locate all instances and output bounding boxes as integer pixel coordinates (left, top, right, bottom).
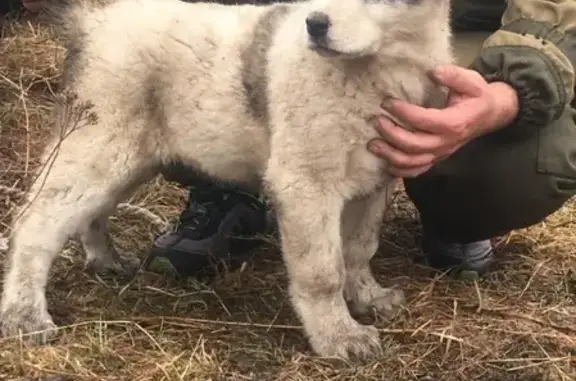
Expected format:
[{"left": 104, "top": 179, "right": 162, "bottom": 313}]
[
  {"left": 144, "top": 185, "right": 268, "bottom": 279},
  {"left": 422, "top": 234, "right": 495, "bottom": 280}
]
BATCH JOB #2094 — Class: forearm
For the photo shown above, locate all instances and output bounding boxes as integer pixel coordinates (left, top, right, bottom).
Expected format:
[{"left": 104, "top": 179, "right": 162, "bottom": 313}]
[{"left": 469, "top": 0, "right": 576, "bottom": 135}]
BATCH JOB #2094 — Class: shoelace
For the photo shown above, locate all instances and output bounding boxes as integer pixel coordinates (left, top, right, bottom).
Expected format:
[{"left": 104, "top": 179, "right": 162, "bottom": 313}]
[{"left": 176, "top": 201, "right": 216, "bottom": 236}]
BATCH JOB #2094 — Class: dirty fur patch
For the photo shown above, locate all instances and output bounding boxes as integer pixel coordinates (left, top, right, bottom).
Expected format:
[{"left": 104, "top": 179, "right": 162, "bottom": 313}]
[{"left": 241, "top": 5, "right": 290, "bottom": 125}]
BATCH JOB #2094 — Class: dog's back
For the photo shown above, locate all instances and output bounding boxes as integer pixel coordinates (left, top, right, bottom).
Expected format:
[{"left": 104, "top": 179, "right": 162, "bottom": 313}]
[{"left": 55, "top": 0, "right": 296, "bottom": 186}]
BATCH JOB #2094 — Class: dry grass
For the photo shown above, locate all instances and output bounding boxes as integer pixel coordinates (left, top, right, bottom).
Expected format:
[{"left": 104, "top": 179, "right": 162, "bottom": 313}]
[{"left": 0, "top": 12, "right": 575, "bottom": 381}]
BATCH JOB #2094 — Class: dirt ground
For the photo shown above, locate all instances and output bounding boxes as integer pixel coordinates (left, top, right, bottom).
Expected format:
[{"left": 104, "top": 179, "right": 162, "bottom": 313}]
[{"left": 0, "top": 10, "right": 575, "bottom": 381}]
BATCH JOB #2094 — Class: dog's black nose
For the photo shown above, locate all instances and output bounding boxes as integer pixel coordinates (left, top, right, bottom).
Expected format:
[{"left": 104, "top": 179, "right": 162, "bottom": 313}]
[{"left": 306, "top": 12, "right": 330, "bottom": 39}]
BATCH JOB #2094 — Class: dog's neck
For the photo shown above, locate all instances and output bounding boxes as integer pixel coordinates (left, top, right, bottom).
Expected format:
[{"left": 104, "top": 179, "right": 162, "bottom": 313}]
[{"left": 316, "top": 50, "right": 438, "bottom": 105}]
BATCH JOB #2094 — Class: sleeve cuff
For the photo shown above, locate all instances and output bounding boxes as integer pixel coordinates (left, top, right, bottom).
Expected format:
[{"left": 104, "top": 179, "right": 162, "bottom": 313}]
[
  {"left": 469, "top": 25, "right": 575, "bottom": 137},
  {"left": 470, "top": 45, "right": 565, "bottom": 137}
]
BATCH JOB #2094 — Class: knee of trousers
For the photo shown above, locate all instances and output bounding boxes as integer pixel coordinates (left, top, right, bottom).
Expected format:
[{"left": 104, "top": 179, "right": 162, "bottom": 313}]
[{"left": 403, "top": 129, "right": 576, "bottom": 243}]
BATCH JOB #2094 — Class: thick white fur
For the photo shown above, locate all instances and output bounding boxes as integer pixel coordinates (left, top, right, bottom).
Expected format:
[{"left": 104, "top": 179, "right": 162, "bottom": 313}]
[{"left": 0, "top": 0, "right": 453, "bottom": 360}]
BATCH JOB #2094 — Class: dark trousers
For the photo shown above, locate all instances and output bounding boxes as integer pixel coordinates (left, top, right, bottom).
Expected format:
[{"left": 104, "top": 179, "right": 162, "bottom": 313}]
[
  {"left": 404, "top": 110, "right": 576, "bottom": 243},
  {"left": 405, "top": 28, "right": 576, "bottom": 243}
]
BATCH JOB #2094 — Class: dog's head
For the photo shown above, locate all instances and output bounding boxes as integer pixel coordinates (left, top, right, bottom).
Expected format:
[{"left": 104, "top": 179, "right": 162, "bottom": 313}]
[{"left": 304, "top": 0, "right": 451, "bottom": 58}]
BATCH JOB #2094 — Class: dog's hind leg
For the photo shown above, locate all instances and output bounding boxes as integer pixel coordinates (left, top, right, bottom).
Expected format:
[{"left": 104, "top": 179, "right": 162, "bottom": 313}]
[
  {"left": 341, "top": 184, "right": 406, "bottom": 319},
  {"left": 0, "top": 134, "right": 154, "bottom": 344},
  {"left": 80, "top": 216, "right": 141, "bottom": 278}
]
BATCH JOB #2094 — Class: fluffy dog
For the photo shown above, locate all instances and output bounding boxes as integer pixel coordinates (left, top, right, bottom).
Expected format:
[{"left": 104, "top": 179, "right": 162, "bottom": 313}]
[{"left": 0, "top": 0, "right": 453, "bottom": 360}]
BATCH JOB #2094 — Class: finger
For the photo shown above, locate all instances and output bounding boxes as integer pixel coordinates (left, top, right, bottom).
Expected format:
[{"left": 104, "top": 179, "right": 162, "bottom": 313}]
[
  {"left": 382, "top": 101, "right": 450, "bottom": 134},
  {"left": 383, "top": 100, "right": 476, "bottom": 137},
  {"left": 368, "top": 139, "right": 436, "bottom": 169},
  {"left": 430, "top": 65, "right": 484, "bottom": 97},
  {"left": 387, "top": 163, "right": 433, "bottom": 178},
  {"left": 376, "top": 117, "right": 443, "bottom": 154}
]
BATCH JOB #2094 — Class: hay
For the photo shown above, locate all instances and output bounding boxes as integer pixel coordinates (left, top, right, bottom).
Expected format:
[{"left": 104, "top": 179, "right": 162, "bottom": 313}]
[{"left": 0, "top": 12, "right": 574, "bottom": 381}]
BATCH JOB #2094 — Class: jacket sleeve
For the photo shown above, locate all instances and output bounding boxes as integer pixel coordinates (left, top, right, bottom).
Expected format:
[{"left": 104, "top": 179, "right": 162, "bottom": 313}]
[{"left": 469, "top": 0, "right": 576, "bottom": 135}]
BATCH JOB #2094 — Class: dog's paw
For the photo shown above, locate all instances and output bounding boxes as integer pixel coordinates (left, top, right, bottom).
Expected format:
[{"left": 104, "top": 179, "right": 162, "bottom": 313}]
[
  {"left": 0, "top": 303, "right": 57, "bottom": 344},
  {"left": 346, "top": 282, "right": 406, "bottom": 318},
  {"left": 85, "top": 255, "right": 141, "bottom": 279},
  {"left": 309, "top": 318, "right": 382, "bottom": 361}
]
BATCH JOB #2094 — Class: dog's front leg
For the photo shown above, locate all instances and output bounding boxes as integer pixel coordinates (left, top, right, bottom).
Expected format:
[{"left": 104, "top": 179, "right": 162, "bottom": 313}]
[
  {"left": 267, "top": 176, "right": 382, "bottom": 361},
  {"left": 341, "top": 185, "right": 406, "bottom": 319}
]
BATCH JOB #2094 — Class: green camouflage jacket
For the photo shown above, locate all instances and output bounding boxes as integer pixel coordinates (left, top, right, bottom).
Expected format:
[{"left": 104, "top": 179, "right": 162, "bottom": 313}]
[{"left": 455, "top": 0, "right": 576, "bottom": 182}]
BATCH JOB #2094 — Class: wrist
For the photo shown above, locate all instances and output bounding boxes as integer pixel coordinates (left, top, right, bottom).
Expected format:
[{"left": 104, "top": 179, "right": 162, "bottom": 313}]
[{"left": 486, "top": 81, "right": 520, "bottom": 132}]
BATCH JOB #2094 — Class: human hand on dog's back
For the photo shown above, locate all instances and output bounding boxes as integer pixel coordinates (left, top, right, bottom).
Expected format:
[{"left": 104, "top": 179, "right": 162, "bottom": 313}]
[{"left": 368, "top": 64, "right": 519, "bottom": 178}]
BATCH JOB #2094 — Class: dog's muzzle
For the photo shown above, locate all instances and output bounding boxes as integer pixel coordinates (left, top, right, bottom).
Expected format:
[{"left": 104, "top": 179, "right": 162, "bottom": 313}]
[{"left": 306, "top": 12, "right": 330, "bottom": 39}]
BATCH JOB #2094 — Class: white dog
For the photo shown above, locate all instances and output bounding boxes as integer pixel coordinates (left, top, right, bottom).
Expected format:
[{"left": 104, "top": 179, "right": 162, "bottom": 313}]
[{"left": 0, "top": 0, "right": 453, "bottom": 361}]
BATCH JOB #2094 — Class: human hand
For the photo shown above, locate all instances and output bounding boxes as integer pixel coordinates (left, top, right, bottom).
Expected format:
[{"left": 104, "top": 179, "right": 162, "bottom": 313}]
[{"left": 368, "top": 64, "right": 520, "bottom": 178}]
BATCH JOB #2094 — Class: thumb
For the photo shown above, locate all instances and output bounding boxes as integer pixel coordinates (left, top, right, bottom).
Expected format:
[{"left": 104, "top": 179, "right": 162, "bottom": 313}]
[{"left": 429, "top": 64, "right": 484, "bottom": 97}]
